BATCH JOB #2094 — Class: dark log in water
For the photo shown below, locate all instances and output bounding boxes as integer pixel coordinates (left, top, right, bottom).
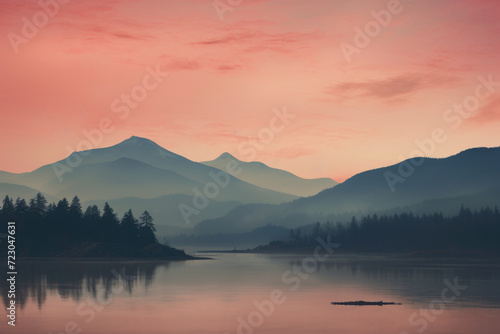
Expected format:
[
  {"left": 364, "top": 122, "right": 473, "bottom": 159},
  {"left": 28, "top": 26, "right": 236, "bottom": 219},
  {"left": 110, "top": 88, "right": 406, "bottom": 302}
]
[{"left": 331, "top": 301, "right": 402, "bottom": 306}]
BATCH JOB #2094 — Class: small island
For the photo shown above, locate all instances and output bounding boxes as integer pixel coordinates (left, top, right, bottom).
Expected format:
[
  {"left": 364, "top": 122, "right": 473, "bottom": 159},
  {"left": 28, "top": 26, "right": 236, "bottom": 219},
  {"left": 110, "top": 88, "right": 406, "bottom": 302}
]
[{"left": 0, "top": 193, "right": 194, "bottom": 260}]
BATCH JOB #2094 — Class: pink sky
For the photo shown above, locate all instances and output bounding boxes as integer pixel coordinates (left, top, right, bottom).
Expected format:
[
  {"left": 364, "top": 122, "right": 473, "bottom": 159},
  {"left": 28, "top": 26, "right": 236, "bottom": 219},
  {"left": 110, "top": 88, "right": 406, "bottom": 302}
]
[{"left": 1, "top": 0, "right": 499, "bottom": 182}]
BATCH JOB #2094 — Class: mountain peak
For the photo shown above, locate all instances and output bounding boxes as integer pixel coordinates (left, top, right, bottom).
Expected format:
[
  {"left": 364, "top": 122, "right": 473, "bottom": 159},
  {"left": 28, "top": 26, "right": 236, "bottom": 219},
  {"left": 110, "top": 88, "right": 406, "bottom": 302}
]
[
  {"left": 112, "top": 136, "right": 182, "bottom": 160},
  {"left": 123, "top": 135, "right": 157, "bottom": 145},
  {"left": 118, "top": 136, "right": 167, "bottom": 151},
  {"left": 216, "top": 152, "right": 238, "bottom": 160}
]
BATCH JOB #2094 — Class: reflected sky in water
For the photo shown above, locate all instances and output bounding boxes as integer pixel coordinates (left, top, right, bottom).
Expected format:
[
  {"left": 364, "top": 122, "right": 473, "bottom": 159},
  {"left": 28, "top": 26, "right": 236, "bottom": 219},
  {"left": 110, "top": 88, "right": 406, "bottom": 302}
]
[{"left": 1, "top": 254, "right": 500, "bottom": 334}]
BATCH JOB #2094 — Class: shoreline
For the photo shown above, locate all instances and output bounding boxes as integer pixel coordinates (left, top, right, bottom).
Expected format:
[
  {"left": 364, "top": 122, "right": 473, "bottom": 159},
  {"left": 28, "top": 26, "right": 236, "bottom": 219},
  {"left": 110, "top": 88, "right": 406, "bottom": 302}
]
[
  {"left": 0, "top": 255, "right": 210, "bottom": 262},
  {"left": 199, "top": 249, "right": 500, "bottom": 261}
]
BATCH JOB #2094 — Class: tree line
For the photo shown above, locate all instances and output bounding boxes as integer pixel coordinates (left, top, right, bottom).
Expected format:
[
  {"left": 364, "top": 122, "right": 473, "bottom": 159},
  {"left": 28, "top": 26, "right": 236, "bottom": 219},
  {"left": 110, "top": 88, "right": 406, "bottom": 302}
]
[
  {"left": 0, "top": 193, "right": 158, "bottom": 256},
  {"left": 264, "top": 205, "right": 500, "bottom": 253}
]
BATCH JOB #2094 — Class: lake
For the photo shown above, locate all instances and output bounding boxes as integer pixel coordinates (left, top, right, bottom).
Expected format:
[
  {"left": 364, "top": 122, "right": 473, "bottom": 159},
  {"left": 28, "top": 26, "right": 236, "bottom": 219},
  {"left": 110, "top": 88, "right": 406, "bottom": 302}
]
[{"left": 1, "top": 253, "right": 500, "bottom": 334}]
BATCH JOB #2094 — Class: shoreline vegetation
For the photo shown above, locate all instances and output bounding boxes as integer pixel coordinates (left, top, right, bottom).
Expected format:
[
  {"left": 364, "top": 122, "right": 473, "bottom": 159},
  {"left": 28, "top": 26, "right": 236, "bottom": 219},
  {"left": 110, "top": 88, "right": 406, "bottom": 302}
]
[
  {"left": 215, "top": 205, "right": 500, "bottom": 259},
  {"left": 0, "top": 193, "right": 194, "bottom": 260},
  {"left": 2, "top": 193, "right": 499, "bottom": 260}
]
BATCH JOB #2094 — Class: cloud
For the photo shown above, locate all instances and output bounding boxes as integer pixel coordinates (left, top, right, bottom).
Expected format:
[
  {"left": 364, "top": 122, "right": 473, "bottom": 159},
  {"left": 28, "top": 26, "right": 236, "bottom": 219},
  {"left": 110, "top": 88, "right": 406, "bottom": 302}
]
[
  {"left": 195, "top": 32, "right": 258, "bottom": 45},
  {"left": 469, "top": 94, "right": 500, "bottom": 124},
  {"left": 78, "top": 24, "right": 156, "bottom": 43},
  {"left": 216, "top": 64, "right": 241, "bottom": 72},
  {"left": 166, "top": 59, "right": 201, "bottom": 71},
  {"left": 326, "top": 74, "right": 458, "bottom": 102},
  {"left": 333, "top": 76, "right": 420, "bottom": 99},
  {"left": 111, "top": 31, "right": 151, "bottom": 40},
  {"left": 194, "top": 30, "right": 323, "bottom": 54}
]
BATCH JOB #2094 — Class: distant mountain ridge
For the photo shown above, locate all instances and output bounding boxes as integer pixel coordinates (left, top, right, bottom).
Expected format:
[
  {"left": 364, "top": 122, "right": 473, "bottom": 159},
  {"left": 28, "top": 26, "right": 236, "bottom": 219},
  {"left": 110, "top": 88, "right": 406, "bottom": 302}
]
[
  {"left": 0, "top": 136, "right": 333, "bottom": 229},
  {"left": 0, "top": 136, "right": 297, "bottom": 203},
  {"left": 194, "top": 146, "right": 500, "bottom": 234},
  {"left": 201, "top": 153, "right": 337, "bottom": 197},
  {"left": 2, "top": 138, "right": 498, "bottom": 240}
]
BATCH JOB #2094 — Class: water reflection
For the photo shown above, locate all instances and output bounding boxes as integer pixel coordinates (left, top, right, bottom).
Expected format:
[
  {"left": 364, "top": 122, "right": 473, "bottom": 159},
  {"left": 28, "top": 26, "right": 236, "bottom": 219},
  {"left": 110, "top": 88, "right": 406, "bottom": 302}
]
[
  {"left": 4, "top": 255, "right": 500, "bottom": 311},
  {"left": 1, "top": 255, "right": 499, "bottom": 334},
  {"left": 0, "top": 260, "right": 170, "bottom": 310},
  {"left": 286, "top": 255, "right": 500, "bottom": 308}
]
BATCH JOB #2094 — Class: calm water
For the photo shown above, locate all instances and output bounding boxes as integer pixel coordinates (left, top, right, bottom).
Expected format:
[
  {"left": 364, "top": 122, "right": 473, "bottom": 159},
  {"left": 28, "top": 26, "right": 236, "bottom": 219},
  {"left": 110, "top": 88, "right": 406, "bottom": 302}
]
[{"left": 1, "top": 254, "right": 500, "bottom": 334}]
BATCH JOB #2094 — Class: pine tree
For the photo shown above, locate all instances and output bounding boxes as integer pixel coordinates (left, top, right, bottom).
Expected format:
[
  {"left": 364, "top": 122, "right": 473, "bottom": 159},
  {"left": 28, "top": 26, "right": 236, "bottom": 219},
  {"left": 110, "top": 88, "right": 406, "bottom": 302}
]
[
  {"left": 120, "top": 209, "right": 139, "bottom": 245},
  {"left": 52, "top": 198, "right": 70, "bottom": 241},
  {"left": 69, "top": 196, "right": 83, "bottom": 240},
  {"left": 1, "top": 195, "right": 15, "bottom": 220},
  {"left": 29, "top": 193, "right": 47, "bottom": 216},
  {"left": 138, "top": 211, "right": 157, "bottom": 245},
  {"left": 14, "top": 198, "right": 29, "bottom": 216},
  {"left": 83, "top": 205, "right": 101, "bottom": 240},
  {"left": 69, "top": 196, "right": 83, "bottom": 219},
  {"left": 101, "top": 202, "right": 120, "bottom": 242}
]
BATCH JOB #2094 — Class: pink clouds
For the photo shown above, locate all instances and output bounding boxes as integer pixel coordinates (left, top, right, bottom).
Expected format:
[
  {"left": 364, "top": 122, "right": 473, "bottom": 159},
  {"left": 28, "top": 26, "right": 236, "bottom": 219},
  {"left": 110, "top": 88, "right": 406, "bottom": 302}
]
[
  {"left": 0, "top": 0, "right": 499, "bottom": 182},
  {"left": 469, "top": 95, "right": 500, "bottom": 124},
  {"left": 326, "top": 73, "right": 459, "bottom": 103},
  {"left": 330, "top": 75, "right": 422, "bottom": 99}
]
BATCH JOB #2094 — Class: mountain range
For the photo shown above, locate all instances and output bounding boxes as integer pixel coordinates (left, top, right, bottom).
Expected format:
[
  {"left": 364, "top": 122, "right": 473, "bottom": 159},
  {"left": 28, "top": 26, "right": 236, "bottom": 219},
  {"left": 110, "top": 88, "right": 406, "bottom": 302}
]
[
  {"left": 202, "top": 153, "right": 337, "bottom": 197},
  {"left": 1, "top": 137, "right": 499, "bottom": 245},
  {"left": 194, "top": 147, "right": 500, "bottom": 235},
  {"left": 0, "top": 136, "right": 336, "bottom": 232}
]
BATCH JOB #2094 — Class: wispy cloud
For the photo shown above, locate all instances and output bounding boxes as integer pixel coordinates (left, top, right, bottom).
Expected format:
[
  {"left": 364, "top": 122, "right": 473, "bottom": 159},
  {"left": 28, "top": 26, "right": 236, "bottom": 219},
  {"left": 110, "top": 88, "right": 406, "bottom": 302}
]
[
  {"left": 469, "top": 94, "right": 500, "bottom": 124},
  {"left": 195, "top": 32, "right": 258, "bottom": 45},
  {"left": 111, "top": 31, "right": 151, "bottom": 40},
  {"left": 216, "top": 64, "right": 241, "bottom": 72},
  {"left": 194, "top": 30, "right": 323, "bottom": 53},
  {"left": 166, "top": 59, "right": 201, "bottom": 71},
  {"left": 326, "top": 74, "right": 458, "bottom": 102},
  {"left": 1, "top": 0, "right": 499, "bottom": 181}
]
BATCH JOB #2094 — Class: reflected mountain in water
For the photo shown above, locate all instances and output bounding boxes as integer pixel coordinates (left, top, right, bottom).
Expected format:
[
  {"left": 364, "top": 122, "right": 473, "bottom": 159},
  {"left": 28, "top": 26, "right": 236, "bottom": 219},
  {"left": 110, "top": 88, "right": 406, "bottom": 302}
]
[{"left": 0, "top": 261, "right": 170, "bottom": 309}]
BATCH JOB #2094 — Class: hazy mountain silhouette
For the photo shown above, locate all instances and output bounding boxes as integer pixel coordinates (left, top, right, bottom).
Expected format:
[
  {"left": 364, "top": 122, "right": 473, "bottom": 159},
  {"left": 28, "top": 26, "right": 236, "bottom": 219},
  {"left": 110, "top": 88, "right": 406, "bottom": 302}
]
[
  {"left": 44, "top": 157, "right": 204, "bottom": 200},
  {"left": 393, "top": 186, "right": 500, "bottom": 217},
  {"left": 194, "top": 147, "right": 500, "bottom": 234},
  {"left": 2, "top": 140, "right": 499, "bottom": 239},
  {"left": 84, "top": 194, "right": 241, "bottom": 235},
  {"left": 202, "top": 152, "right": 337, "bottom": 197},
  {"left": 0, "top": 136, "right": 297, "bottom": 202},
  {"left": 0, "top": 136, "right": 299, "bottom": 231},
  {"left": 0, "top": 182, "right": 56, "bottom": 203}
]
